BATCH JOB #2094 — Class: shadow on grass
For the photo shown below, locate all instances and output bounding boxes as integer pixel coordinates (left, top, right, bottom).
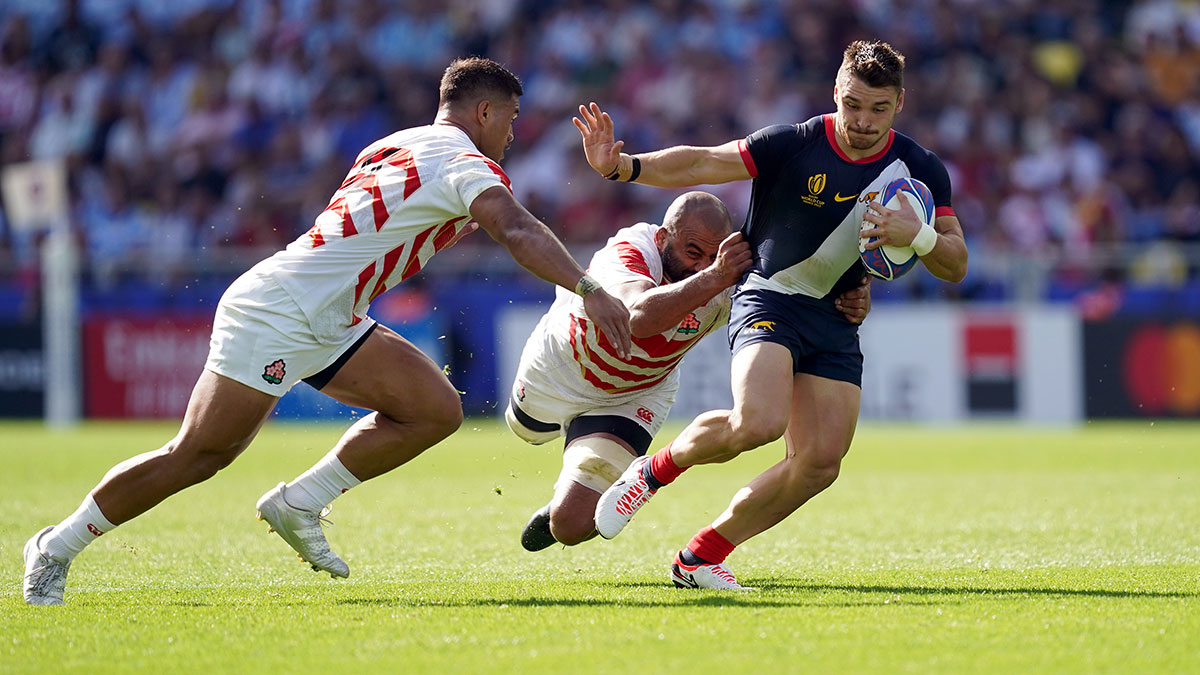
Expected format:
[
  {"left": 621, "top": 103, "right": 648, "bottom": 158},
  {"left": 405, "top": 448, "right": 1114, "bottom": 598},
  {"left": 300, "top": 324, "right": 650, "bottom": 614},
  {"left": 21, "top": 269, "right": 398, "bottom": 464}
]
[
  {"left": 317, "top": 580, "right": 1198, "bottom": 610},
  {"left": 750, "top": 581, "right": 1198, "bottom": 600}
]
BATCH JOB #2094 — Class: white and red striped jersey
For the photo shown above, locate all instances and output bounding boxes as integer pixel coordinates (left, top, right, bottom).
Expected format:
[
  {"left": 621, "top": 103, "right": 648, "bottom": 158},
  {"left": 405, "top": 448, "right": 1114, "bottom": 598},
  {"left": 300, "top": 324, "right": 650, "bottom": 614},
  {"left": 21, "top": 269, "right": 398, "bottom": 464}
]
[
  {"left": 525, "top": 223, "right": 731, "bottom": 398},
  {"left": 249, "top": 124, "right": 508, "bottom": 341}
]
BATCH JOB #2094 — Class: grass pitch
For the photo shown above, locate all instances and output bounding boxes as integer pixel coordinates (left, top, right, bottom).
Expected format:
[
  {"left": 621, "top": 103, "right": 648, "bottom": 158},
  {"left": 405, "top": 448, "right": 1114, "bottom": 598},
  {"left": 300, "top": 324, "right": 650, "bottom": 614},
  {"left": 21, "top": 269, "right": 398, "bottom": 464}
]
[{"left": 2, "top": 419, "right": 1198, "bottom": 673}]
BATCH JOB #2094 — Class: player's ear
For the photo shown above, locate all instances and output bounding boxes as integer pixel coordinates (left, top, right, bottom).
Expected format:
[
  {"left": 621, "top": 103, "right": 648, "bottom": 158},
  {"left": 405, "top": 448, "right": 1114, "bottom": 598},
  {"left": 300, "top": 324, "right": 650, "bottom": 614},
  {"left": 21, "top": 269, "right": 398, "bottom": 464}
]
[
  {"left": 654, "top": 226, "right": 669, "bottom": 250},
  {"left": 895, "top": 88, "right": 905, "bottom": 114},
  {"left": 476, "top": 99, "right": 491, "bottom": 125}
]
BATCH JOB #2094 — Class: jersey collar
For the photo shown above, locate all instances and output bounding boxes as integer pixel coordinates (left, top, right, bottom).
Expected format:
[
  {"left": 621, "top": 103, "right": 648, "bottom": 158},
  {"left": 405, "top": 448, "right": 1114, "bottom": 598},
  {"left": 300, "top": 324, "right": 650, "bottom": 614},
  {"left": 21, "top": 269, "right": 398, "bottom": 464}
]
[{"left": 824, "top": 114, "right": 894, "bottom": 164}]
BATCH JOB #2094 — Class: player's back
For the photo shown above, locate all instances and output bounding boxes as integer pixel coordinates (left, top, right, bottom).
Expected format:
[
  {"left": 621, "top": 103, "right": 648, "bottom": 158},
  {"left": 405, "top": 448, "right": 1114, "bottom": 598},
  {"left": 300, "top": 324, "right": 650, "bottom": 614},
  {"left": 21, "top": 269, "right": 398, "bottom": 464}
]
[{"left": 250, "top": 124, "right": 510, "bottom": 338}]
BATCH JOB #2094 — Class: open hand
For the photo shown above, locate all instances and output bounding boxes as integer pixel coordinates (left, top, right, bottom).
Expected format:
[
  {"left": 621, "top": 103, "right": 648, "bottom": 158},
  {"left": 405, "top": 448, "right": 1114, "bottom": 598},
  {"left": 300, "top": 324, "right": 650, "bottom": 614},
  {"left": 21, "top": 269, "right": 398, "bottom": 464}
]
[{"left": 572, "top": 102, "right": 624, "bottom": 177}]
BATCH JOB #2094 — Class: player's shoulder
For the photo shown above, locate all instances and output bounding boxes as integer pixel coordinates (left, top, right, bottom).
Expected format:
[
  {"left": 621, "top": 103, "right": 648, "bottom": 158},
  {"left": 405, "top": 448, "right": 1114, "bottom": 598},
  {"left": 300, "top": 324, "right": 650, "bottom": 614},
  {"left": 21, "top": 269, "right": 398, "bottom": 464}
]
[
  {"left": 746, "top": 115, "right": 821, "bottom": 147},
  {"left": 605, "top": 222, "right": 659, "bottom": 251},
  {"left": 889, "top": 129, "right": 946, "bottom": 172}
]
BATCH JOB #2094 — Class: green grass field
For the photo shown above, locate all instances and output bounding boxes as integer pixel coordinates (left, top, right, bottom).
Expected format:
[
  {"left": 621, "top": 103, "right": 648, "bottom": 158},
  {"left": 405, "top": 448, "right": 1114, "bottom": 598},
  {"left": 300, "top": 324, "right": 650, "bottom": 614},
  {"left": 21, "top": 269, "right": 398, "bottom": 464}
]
[{"left": 2, "top": 420, "right": 1197, "bottom": 673}]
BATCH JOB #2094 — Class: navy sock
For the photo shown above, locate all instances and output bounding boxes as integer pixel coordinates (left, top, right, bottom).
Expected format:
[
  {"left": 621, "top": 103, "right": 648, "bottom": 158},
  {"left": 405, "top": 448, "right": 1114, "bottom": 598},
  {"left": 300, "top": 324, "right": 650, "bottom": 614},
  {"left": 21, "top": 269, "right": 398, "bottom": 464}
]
[
  {"left": 679, "top": 548, "right": 714, "bottom": 566},
  {"left": 640, "top": 460, "right": 664, "bottom": 490}
]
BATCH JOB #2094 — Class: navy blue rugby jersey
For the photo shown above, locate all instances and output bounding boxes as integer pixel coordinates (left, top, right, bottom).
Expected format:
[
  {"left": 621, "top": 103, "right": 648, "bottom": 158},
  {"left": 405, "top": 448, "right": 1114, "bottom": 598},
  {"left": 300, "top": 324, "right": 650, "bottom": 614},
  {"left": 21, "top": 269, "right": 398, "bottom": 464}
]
[{"left": 736, "top": 114, "right": 956, "bottom": 300}]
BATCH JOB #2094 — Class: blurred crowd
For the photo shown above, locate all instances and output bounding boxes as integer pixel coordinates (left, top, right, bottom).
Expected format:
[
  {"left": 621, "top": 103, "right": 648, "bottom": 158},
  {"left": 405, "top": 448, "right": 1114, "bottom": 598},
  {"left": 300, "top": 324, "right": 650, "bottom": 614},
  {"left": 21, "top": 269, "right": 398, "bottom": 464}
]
[{"left": 0, "top": 0, "right": 1197, "bottom": 305}]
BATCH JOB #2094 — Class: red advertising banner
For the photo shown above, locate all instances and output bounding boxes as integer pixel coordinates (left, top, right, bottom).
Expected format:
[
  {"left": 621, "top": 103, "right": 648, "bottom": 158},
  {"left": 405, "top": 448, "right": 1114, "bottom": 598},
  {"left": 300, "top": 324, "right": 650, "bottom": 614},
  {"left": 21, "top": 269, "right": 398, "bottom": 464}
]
[
  {"left": 83, "top": 315, "right": 212, "bottom": 419},
  {"left": 962, "top": 317, "right": 1018, "bottom": 414}
]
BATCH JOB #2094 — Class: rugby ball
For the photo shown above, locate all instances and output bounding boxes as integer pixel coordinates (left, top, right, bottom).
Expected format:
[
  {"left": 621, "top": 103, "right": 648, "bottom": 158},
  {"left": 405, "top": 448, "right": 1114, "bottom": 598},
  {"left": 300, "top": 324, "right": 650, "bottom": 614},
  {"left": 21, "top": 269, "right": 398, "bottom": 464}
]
[{"left": 859, "top": 177, "right": 935, "bottom": 280}]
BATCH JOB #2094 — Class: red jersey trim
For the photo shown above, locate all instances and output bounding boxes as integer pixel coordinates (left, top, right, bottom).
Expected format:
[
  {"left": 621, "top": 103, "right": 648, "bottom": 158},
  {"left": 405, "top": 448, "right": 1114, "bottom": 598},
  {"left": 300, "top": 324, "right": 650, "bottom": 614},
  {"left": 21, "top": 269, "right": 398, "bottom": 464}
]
[
  {"left": 460, "top": 153, "right": 512, "bottom": 192},
  {"left": 738, "top": 139, "right": 757, "bottom": 178},
  {"left": 824, "top": 114, "right": 894, "bottom": 164},
  {"left": 935, "top": 206, "right": 956, "bottom": 219},
  {"left": 615, "top": 243, "right": 654, "bottom": 280}
]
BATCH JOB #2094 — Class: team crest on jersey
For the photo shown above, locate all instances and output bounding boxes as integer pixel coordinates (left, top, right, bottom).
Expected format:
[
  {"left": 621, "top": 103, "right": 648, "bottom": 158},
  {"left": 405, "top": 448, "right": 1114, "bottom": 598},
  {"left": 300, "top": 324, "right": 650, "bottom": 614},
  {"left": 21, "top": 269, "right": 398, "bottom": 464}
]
[
  {"left": 748, "top": 320, "right": 777, "bottom": 332},
  {"left": 677, "top": 313, "right": 701, "bottom": 334},
  {"left": 262, "top": 359, "right": 286, "bottom": 385},
  {"left": 802, "top": 173, "right": 826, "bottom": 208},
  {"left": 861, "top": 190, "right": 879, "bottom": 204},
  {"left": 516, "top": 380, "right": 526, "bottom": 402}
]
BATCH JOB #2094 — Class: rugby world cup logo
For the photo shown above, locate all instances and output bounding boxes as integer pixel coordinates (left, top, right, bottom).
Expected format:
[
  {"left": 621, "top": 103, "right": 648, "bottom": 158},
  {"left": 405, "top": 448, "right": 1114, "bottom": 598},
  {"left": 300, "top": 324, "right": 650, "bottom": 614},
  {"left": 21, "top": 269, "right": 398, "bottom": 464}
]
[
  {"left": 807, "top": 173, "right": 826, "bottom": 195},
  {"left": 803, "top": 174, "right": 827, "bottom": 207}
]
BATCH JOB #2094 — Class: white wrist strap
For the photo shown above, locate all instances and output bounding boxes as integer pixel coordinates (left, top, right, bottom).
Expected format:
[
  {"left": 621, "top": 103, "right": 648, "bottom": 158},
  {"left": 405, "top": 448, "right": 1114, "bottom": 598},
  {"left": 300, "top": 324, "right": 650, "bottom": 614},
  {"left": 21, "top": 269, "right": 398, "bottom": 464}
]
[{"left": 911, "top": 224, "right": 938, "bottom": 257}]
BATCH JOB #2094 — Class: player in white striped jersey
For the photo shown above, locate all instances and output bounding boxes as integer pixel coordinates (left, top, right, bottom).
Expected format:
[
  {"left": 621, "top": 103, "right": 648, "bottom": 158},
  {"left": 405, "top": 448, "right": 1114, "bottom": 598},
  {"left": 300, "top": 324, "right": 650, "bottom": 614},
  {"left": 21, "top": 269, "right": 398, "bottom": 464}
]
[
  {"left": 507, "top": 192, "right": 870, "bottom": 551},
  {"left": 23, "top": 57, "right": 632, "bottom": 605}
]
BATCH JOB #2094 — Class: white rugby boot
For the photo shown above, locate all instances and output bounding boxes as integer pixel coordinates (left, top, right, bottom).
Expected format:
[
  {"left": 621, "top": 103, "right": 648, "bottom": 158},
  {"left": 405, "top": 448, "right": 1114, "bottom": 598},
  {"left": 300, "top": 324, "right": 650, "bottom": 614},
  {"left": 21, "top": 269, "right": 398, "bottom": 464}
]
[
  {"left": 594, "top": 455, "right": 655, "bottom": 539},
  {"left": 670, "top": 551, "right": 755, "bottom": 590},
  {"left": 23, "top": 527, "right": 71, "bottom": 605},
  {"left": 256, "top": 483, "right": 349, "bottom": 578},
  {"left": 520, "top": 504, "right": 557, "bottom": 552}
]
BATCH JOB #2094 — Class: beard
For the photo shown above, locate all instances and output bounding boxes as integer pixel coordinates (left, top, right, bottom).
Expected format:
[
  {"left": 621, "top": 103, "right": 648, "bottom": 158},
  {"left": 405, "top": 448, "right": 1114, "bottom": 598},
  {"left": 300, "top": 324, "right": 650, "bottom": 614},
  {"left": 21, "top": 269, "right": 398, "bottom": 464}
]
[{"left": 661, "top": 245, "right": 694, "bottom": 282}]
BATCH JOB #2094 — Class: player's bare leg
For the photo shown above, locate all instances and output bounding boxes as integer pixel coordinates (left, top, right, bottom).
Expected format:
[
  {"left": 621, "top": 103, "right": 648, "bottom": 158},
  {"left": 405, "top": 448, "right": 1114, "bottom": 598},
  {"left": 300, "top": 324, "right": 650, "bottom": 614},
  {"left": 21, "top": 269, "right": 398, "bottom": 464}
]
[
  {"left": 525, "top": 433, "right": 636, "bottom": 549},
  {"left": 708, "top": 373, "right": 860, "bottom": 544},
  {"left": 666, "top": 342, "right": 795, "bottom": 467},
  {"left": 25, "top": 371, "right": 277, "bottom": 604},
  {"left": 548, "top": 481, "right": 603, "bottom": 546},
  {"left": 594, "top": 343, "right": 792, "bottom": 539},
  {"left": 93, "top": 371, "right": 278, "bottom": 522},
  {"left": 256, "top": 325, "right": 463, "bottom": 577},
  {"left": 319, "top": 325, "right": 464, "bottom": 478}
]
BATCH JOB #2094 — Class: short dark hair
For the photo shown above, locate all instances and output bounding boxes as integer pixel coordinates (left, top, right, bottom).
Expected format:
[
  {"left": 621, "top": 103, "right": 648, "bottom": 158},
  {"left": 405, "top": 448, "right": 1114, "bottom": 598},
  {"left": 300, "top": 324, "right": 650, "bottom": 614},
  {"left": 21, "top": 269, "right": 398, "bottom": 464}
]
[
  {"left": 840, "top": 40, "right": 905, "bottom": 90},
  {"left": 439, "top": 57, "right": 523, "bottom": 106}
]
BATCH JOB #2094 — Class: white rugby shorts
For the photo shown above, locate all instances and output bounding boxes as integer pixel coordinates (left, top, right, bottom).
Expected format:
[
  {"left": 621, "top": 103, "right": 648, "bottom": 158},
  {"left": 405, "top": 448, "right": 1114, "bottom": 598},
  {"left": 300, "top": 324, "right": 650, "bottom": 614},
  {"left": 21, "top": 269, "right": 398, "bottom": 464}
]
[
  {"left": 509, "top": 344, "right": 676, "bottom": 443},
  {"left": 205, "top": 269, "right": 376, "bottom": 396}
]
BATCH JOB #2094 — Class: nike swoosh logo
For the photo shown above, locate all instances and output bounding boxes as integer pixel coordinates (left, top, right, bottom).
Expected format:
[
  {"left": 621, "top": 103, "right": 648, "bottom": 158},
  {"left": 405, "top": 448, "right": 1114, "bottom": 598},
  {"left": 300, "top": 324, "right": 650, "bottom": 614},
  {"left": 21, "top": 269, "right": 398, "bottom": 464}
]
[
  {"left": 674, "top": 567, "right": 700, "bottom": 588},
  {"left": 834, "top": 193, "right": 857, "bottom": 202}
]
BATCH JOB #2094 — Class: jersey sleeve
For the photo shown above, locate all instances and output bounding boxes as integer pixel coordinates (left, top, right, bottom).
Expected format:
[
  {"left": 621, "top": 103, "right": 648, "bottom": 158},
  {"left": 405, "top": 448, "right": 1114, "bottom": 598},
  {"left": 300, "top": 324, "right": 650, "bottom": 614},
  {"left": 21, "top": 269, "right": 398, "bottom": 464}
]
[
  {"left": 744, "top": 123, "right": 804, "bottom": 180},
  {"left": 445, "top": 152, "right": 513, "bottom": 212},
  {"left": 587, "top": 229, "right": 662, "bottom": 288},
  {"left": 907, "top": 145, "right": 955, "bottom": 216}
]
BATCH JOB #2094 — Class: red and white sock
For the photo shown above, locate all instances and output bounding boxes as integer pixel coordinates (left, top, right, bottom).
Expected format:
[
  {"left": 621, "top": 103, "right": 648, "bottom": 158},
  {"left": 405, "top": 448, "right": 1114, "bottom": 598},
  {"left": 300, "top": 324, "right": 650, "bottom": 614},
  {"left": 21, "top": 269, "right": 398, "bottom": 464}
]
[
  {"left": 683, "top": 526, "right": 736, "bottom": 566},
  {"left": 41, "top": 494, "right": 117, "bottom": 561},
  {"left": 284, "top": 453, "right": 361, "bottom": 513}
]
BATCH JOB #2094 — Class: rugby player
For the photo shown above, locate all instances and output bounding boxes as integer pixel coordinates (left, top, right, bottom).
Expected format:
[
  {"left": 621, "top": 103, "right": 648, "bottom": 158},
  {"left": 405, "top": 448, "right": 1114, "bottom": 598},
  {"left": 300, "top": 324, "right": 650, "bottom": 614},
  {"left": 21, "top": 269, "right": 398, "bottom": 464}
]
[
  {"left": 22, "top": 57, "right": 631, "bottom": 605},
  {"left": 583, "top": 40, "right": 968, "bottom": 589},
  {"left": 508, "top": 192, "right": 871, "bottom": 551}
]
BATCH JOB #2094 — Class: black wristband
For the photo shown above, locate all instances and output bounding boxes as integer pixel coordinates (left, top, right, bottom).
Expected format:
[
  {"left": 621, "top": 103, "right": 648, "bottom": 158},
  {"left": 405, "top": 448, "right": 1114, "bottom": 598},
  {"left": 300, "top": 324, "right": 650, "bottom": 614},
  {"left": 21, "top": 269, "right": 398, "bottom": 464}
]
[{"left": 627, "top": 156, "right": 641, "bottom": 182}]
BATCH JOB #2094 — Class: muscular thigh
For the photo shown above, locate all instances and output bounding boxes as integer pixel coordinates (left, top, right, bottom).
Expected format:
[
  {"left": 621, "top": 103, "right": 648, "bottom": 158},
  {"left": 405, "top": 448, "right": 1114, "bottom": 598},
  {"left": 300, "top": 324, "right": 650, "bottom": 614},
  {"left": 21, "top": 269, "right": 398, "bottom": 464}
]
[
  {"left": 176, "top": 369, "right": 279, "bottom": 454},
  {"left": 319, "top": 324, "right": 460, "bottom": 421},
  {"left": 784, "top": 373, "right": 861, "bottom": 465}
]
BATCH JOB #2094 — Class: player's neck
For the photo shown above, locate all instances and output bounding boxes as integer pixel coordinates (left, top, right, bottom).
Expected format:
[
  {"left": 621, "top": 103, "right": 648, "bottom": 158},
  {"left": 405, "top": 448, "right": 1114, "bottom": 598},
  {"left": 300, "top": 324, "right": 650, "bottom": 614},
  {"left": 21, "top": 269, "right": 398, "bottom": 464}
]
[
  {"left": 433, "top": 112, "right": 479, "bottom": 147},
  {"left": 833, "top": 130, "right": 886, "bottom": 161}
]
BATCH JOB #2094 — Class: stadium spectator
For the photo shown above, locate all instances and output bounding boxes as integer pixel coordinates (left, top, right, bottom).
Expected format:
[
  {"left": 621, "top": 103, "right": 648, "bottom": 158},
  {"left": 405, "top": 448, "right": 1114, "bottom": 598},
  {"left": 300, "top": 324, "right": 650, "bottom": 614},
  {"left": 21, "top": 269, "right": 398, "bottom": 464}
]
[{"left": 0, "top": 0, "right": 1196, "bottom": 305}]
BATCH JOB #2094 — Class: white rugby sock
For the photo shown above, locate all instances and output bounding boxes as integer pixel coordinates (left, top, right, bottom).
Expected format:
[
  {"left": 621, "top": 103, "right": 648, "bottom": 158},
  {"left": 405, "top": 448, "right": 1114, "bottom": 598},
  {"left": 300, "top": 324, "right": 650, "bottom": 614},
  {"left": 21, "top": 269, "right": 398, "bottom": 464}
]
[
  {"left": 284, "top": 453, "right": 361, "bottom": 513},
  {"left": 41, "top": 494, "right": 118, "bottom": 561}
]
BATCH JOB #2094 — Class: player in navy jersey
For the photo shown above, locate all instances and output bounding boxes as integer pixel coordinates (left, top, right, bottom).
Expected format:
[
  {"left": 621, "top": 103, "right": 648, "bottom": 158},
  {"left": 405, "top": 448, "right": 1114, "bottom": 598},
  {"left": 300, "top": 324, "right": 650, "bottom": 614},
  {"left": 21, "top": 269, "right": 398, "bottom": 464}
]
[{"left": 583, "top": 40, "right": 968, "bottom": 589}]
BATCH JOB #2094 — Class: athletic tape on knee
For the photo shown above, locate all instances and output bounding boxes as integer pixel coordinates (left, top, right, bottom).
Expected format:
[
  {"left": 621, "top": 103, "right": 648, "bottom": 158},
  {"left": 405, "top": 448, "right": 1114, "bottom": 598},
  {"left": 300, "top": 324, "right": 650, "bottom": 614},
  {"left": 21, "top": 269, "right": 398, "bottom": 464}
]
[
  {"left": 558, "top": 436, "right": 636, "bottom": 494},
  {"left": 505, "top": 405, "right": 559, "bottom": 445}
]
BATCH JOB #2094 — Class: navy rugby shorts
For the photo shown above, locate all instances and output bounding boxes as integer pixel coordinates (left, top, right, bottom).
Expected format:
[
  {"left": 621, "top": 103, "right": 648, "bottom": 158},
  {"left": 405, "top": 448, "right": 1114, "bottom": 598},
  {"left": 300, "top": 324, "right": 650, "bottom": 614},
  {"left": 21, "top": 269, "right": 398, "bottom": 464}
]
[{"left": 728, "top": 288, "right": 863, "bottom": 387}]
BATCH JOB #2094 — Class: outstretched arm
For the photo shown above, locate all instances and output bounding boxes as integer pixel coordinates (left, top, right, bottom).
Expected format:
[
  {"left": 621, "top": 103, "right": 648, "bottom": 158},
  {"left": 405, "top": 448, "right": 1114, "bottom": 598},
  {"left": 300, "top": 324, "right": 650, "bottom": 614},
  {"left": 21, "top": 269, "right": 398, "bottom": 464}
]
[
  {"left": 574, "top": 102, "right": 752, "bottom": 188},
  {"left": 470, "top": 186, "right": 631, "bottom": 357}
]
